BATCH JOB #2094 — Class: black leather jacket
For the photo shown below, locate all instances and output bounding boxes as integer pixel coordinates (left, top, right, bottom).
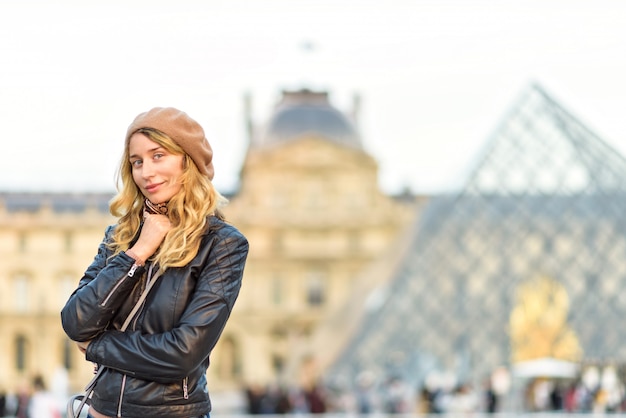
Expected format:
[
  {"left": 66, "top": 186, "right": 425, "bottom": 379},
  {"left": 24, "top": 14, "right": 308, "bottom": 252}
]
[{"left": 61, "top": 216, "right": 248, "bottom": 418}]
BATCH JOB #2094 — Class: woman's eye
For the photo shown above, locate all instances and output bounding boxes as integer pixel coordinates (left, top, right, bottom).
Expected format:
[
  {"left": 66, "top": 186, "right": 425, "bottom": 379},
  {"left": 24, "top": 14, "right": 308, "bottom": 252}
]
[
  {"left": 154, "top": 153, "right": 165, "bottom": 160},
  {"left": 131, "top": 159, "right": 142, "bottom": 167}
]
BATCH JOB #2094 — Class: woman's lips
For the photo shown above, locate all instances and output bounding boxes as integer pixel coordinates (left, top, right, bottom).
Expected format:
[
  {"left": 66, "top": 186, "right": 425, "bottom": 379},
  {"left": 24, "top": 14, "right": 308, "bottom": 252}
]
[{"left": 145, "top": 183, "right": 161, "bottom": 193}]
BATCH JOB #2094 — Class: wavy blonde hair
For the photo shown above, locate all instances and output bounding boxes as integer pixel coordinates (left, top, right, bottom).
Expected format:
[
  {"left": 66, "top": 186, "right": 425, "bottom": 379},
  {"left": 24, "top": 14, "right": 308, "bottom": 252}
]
[{"left": 108, "top": 128, "right": 227, "bottom": 270}]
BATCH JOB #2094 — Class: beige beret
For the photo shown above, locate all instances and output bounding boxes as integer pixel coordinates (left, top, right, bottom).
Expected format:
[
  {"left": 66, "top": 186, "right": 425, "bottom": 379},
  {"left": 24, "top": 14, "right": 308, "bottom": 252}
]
[{"left": 126, "top": 107, "right": 214, "bottom": 180}]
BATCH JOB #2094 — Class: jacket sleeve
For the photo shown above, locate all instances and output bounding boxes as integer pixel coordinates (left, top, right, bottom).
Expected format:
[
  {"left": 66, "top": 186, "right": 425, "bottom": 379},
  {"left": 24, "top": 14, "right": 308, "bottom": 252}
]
[
  {"left": 85, "top": 227, "right": 249, "bottom": 382},
  {"left": 61, "top": 225, "right": 145, "bottom": 342}
]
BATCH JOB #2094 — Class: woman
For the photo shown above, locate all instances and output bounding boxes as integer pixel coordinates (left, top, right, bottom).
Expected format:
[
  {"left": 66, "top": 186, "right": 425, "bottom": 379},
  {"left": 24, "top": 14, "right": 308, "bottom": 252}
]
[{"left": 61, "top": 107, "right": 249, "bottom": 418}]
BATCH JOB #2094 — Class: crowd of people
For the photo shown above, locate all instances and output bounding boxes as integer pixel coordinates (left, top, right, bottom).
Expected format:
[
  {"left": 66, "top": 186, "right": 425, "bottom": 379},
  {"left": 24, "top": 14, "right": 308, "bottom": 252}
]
[
  {"left": 239, "top": 366, "right": 626, "bottom": 415},
  {"left": 2, "top": 367, "right": 626, "bottom": 416},
  {"left": 0, "top": 375, "right": 63, "bottom": 418},
  {"left": 523, "top": 376, "right": 626, "bottom": 413},
  {"left": 241, "top": 377, "right": 489, "bottom": 415}
]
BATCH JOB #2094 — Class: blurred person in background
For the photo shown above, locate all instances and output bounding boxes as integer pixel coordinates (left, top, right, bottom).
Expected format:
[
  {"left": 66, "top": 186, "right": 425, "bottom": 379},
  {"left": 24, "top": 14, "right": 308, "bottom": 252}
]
[
  {"left": 28, "top": 375, "right": 61, "bottom": 418},
  {"left": 0, "top": 389, "right": 6, "bottom": 417}
]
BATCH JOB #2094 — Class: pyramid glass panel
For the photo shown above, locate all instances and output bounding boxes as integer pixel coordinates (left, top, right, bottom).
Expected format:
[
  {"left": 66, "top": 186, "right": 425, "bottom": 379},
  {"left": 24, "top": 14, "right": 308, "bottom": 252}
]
[{"left": 327, "top": 84, "right": 626, "bottom": 392}]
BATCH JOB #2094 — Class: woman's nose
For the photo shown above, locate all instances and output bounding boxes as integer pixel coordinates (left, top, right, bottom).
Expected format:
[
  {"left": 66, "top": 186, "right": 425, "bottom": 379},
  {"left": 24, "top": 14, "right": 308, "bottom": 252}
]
[{"left": 141, "top": 160, "right": 155, "bottom": 178}]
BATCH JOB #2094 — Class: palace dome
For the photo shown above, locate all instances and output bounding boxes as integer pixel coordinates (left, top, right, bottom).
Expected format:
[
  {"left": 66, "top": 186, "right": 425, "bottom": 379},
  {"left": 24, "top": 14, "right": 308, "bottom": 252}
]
[{"left": 260, "top": 89, "right": 362, "bottom": 149}]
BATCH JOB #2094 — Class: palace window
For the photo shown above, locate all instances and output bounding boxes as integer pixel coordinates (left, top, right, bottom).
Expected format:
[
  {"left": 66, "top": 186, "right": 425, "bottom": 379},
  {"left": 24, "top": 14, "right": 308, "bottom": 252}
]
[
  {"left": 58, "top": 274, "right": 75, "bottom": 310},
  {"left": 63, "top": 338, "right": 73, "bottom": 370},
  {"left": 64, "top": 231, "right": 73, "bottom": 253},
  {"left": 305, "top": 181, "right": 325, "bottom": 210},
  {"left": 14, "top": 273, "right": 30, "bottom": 313},
  {"left": 271, "top": 274, "right": 284, "bottom": 306},
  {"left": 18, "top": 232, "right": 27, "bottom": 253},
  {"left": 272, "top": 354, "right": 285, "bottom": 375},
  {"left": 305, "top": 270, "right": 327, "bottom": 307},
  {"left": 348, "top": 231, "right": 361, "bottom": 253},
  {"left": 216, "top": 336, "right": 240, "bottom": 379},
  {"left": 15, "top": 335, "right": 28, "bottom": 372},
  {"left": 272, "top": 232, "right": 284, "bottom": 252}
]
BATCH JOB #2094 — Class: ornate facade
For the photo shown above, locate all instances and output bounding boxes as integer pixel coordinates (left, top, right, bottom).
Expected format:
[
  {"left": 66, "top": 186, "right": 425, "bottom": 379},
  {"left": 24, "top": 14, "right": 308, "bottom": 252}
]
[
  {"left": 0, "top": 89, "right": 417, "bottom": 400},
  {"left": 223, "top": 89, "right": 417, "bottom": 388},
  {"left": 0, "top": 194, "right": 115, "bottom": 395}
]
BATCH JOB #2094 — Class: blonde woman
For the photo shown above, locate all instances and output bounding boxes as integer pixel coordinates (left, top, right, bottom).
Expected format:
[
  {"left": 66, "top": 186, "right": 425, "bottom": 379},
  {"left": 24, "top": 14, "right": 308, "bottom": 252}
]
[{"left": 62, "top": 107, "right": 249, "bottom": 418}]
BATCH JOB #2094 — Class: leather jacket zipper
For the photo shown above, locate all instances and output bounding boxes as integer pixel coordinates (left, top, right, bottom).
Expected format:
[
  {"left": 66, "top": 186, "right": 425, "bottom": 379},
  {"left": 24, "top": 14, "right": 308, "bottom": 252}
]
[
  {"left": 183, "top": 376, "right": 189, "bottom": 399},
  {"left": 127, "top": 263, "right": 140, "bottom": 277},
  {"left": 117, "top": 374, "right": 127, "bottom": 417},
  {"left": 100, "top": 265, "right": 139, "bottom": 307}
]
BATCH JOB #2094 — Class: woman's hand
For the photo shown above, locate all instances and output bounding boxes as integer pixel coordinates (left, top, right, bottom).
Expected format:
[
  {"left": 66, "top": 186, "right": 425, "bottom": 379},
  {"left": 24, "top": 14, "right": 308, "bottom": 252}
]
[{"left": 128, "top": 214, "right": 172, "bottom": 262}]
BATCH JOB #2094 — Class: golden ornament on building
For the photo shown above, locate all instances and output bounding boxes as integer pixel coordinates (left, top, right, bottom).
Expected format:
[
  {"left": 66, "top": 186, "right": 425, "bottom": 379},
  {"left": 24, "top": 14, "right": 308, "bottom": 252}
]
[{"left": 509, "top": 275, "right": 582, "bottom": 363}]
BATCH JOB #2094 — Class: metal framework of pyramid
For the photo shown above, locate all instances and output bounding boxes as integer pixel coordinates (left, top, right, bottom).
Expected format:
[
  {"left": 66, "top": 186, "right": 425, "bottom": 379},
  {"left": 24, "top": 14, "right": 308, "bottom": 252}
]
[{"left": 327, "top": 84, "right": 626, "bottom": 389}]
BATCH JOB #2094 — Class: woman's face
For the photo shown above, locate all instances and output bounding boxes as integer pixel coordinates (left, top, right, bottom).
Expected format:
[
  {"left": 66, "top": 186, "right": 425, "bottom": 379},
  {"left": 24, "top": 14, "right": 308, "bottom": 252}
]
[{"left": 128, "top": 132, "right": 185, "bottom": 204}]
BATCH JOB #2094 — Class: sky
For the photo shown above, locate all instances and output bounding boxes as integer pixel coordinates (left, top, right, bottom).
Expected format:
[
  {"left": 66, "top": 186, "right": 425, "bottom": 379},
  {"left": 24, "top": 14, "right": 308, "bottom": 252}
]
[{"left": 1, "top": 0, "right": 625, "bottom": 195}]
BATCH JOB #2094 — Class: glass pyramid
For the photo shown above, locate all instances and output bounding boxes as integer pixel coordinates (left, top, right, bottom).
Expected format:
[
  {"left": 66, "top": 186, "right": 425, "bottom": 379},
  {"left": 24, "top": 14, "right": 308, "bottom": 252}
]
[{"left": 327, "top": 83, "right": 626, "bottom": 391}]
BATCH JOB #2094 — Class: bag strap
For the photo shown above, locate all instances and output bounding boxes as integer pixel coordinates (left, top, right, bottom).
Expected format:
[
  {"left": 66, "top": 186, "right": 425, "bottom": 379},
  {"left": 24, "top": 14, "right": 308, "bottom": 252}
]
[
  {"left": 121, "top": 264, "right": 162, "bottom": 331},
  {"left": 68, "top": 265, "right": 163, "bottom": 418}
]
